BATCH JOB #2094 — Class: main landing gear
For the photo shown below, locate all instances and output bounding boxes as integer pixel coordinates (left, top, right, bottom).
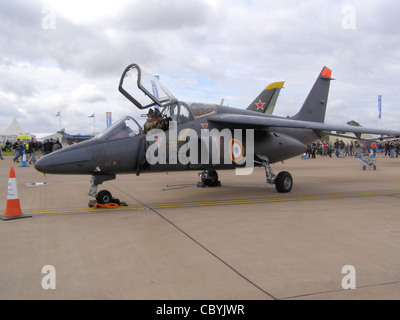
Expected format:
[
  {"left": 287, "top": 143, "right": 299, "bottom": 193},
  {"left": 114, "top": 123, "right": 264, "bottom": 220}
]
[
  {"left": 196, "top": 156, "right": 293, "bottom": 193},
  {"left": 255, "top": 155, "right": 293, "bottom": 193},
  {"left": 197, "top": 169, "right": 221, "bottom": 188}
]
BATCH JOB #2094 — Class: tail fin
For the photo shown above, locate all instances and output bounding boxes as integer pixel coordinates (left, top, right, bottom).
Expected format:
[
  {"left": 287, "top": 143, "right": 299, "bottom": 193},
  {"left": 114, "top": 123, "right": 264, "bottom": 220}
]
[
  {"left": 291, "top": 66, "right": 333, "bottom": 123},
  {"left": 247, "top": 81, "right": 285, "bottom": 114}
]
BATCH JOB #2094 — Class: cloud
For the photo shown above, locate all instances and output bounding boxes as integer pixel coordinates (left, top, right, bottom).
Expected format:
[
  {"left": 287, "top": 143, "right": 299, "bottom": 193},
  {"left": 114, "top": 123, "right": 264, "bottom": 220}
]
[
  {"left": 72, "top": 84, "right": 107, "bottom": 103},
  {"left": 1, "top": 0, "right": 400, "bottom": 136},
  {"left": 113, "top": 0, "right": 213, "bottom": 32}
]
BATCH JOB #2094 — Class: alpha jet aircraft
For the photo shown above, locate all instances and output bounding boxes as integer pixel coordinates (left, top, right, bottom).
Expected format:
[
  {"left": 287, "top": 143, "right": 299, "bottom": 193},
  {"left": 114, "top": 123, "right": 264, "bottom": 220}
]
[{"left": 35, "top": 64, "right": 400, "bottom": 204}]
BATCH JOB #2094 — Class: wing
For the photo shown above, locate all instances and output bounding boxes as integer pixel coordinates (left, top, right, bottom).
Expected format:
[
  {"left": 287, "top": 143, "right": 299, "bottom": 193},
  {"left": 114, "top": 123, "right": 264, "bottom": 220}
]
[{"left": 207, "top": 114, "right": 400, "bottom": 139}]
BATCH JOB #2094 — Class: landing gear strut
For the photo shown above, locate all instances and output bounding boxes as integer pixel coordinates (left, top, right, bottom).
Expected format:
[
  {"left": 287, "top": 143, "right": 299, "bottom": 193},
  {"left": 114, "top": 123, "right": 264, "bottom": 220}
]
[
  {"left": 255, "top": 155, "right": 293, "bottom": 193},
  {"left": 197, "top": 169, "right": 221, "bottom": 188}
]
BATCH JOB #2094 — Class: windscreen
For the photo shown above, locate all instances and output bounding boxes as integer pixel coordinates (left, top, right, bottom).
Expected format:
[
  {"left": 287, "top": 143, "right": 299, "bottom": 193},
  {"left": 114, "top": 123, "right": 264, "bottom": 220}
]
[{"left": 98, "top": 116, "right": 141, "bottom": 141}]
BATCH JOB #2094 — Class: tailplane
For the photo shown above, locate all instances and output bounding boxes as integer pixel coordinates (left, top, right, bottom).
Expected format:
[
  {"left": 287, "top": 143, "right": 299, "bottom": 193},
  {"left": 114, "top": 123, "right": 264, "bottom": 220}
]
[
  {"left": 291, "top": 66, "right": 333, "bottom": 123},
  {"left": 247, "top": 81, "right": 285, "bottom": 114}
]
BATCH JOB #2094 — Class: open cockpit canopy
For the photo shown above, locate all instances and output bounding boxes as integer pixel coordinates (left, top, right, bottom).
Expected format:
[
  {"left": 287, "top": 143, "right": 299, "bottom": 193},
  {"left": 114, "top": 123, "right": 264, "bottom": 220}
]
[{"left": 118, "top": 64, "right": 177, "bottom": 110}]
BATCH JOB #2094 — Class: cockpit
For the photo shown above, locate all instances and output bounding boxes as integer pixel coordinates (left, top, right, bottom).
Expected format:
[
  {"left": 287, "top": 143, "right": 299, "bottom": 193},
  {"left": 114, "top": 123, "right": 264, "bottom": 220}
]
[
  {"left": 117, "top": 64, "right": 219, "bottom": 133},
  {"left": 98, "top": 116, "right": 142, "bottom": 141},
  {"left": 140, "top": 102, "right": 191, "bottom": 133}
]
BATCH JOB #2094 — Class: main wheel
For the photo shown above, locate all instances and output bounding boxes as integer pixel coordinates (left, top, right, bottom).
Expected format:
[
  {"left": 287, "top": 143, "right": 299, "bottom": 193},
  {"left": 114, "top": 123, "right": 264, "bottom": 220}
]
[
  {"left": 198, "top": 169, "right": 221, "bottom": 187},
  {"left": 208, "top": 169, "right": 218, "bottom": 182},
  {"left": 275, "top": 171, "right": 293, "bottom": 193},
  {"left": 96, "top": 190, "right": 112, "bottom": 204}
]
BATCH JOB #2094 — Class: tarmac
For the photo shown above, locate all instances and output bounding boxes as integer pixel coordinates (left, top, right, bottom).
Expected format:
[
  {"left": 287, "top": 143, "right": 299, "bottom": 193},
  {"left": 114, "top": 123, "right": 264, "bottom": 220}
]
[{"left": 0, "top": 153, "right": 400, "bottom": 300}]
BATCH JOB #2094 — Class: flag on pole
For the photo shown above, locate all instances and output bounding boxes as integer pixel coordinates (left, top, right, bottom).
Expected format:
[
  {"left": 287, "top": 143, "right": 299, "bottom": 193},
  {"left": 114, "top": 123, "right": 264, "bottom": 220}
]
[
  {"left": 378, "top": 95, "right": 382, "bottom": 119},
  {"left": 56, "top": 111, "right": 61, "bottom": 117},
  {"left": 151, "top": 80, "right": 159, "bottom": 99},
  {"left": 106, "top": 112, "right": 112, "bottom": 127},
  {"left": 88, "top": 113, "right": 96, "bottom": 134}
]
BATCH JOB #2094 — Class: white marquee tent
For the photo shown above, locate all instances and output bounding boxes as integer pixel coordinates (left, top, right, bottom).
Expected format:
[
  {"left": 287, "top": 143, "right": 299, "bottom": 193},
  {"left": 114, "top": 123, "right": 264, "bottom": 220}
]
[{"left": 0, "top": 118, "right": 33, "bottom": 144}]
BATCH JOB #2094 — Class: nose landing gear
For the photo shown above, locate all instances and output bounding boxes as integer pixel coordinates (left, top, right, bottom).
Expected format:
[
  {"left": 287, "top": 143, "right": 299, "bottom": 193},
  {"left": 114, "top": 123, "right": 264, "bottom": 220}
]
[{"left": 87, "top": 174, "right": 126, "bottom": 208}]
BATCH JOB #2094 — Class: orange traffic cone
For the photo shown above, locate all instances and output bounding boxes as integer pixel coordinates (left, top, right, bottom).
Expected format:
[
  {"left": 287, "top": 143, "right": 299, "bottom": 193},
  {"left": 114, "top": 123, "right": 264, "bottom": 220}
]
[{"left": 0, "top": 167, "right": 32, "bottom": 221}]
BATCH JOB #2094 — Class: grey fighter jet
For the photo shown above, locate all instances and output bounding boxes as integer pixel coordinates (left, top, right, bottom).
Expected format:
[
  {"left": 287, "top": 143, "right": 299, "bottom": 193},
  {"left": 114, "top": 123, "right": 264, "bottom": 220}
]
[{"left": 35, "top": 64, "right": 400, "bottom": 204}]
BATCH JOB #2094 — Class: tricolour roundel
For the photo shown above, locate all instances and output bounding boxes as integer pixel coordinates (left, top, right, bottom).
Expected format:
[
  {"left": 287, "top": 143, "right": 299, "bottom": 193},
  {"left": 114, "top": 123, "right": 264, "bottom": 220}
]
[{"left": 229, "top": 139, "right": 244, "bottom": 163}]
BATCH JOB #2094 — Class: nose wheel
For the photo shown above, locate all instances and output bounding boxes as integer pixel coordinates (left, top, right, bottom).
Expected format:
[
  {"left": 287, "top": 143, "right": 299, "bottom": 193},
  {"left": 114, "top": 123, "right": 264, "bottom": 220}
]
[
  {"left": 96, "top": 190, "right": 112, "bottom": 204},
  {"left": 89, "top": 189, "right": 124, "bottom": 207}
]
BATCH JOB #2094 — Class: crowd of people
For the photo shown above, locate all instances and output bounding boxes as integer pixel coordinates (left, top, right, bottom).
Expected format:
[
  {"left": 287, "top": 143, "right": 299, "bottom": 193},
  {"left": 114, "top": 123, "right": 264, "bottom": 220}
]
[
  {"left": 306, "top": 139, "right": 400, "bottom": 159},
  {"left": 2, "top": 136, "right": 400, "bottom": 165},
  {"left": 1, "top": 138, "right": 62, "bottom": 164}
]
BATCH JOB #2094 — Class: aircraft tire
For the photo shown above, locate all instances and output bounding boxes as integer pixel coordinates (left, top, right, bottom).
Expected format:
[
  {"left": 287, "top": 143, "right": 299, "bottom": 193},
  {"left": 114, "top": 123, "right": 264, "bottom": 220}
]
[
  {"left": 275, "top": 171, "right": 293, "bottom": 193},
  {"left": 208, "top": 169, "right": 218, "bottom": 182},
  {"left": 97, "top": 190, "right": 112, "bottom": 204}
]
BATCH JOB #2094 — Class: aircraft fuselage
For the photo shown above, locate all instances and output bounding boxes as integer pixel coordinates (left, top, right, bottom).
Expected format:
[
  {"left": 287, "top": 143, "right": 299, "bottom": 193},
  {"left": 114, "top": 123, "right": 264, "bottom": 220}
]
[{"left": 34, "top": 103, "right": 313, "bottom": 176}]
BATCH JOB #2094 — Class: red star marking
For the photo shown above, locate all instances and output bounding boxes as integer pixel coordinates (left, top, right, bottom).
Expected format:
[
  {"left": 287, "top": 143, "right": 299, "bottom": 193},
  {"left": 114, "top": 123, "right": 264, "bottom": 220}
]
[{"left": 255, "top": 100, "right": 265, "bottom": 110}]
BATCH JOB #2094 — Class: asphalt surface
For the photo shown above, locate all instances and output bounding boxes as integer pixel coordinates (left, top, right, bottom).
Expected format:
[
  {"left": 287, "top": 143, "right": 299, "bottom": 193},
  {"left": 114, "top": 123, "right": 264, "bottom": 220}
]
[{"left": 0, "top": 153, "right": 400, "bottom": 300}]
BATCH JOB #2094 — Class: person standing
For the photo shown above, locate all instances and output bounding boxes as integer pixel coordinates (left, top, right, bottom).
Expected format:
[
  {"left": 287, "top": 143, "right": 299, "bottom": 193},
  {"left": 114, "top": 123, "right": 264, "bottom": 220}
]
[
  {"left": 334, "top": 139, "right": 340, "bottom": 158},
  {"left": 390, "top": 141, "right": 395, "bottom": 158},
  {"left": 28, "top": 138, "right": 37, "bottom": 164},
  {"left": 384, "top": 142, "right": 390, "bottom": 157},
  {"left": 339, "top": 140, "right": 345, "bottom": 158},
  {"left": 52, "top": 138, "right": 62, "bottom": 152},
  {"left": 322, "top": 140, "right": 328, "bottom": 157},
  {"left": 371, "top": 141, "right": 377, "bottom": 158},
  {"left": 13, "top": 139, "right": 22, "bottom": 162},
  {"left": 42, "top": 139, "right": 53, "bottom": 155}
]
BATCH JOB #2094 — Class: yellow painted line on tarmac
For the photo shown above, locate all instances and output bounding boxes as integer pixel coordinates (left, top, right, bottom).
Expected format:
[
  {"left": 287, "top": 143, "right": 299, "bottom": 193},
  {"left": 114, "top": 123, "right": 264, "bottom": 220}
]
[
  {"left": 135, "top": 189, "right": 400, "bottom": 210},
  {"left": 13, "top": 189, "right": 400, "bottom": 216}
]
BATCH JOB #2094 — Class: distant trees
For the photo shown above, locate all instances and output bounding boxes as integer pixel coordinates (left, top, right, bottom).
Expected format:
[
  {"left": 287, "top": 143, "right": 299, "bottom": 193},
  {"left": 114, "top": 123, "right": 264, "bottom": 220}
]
[{"left": 347, "top": 120, "right": 361, "bottom": 127}]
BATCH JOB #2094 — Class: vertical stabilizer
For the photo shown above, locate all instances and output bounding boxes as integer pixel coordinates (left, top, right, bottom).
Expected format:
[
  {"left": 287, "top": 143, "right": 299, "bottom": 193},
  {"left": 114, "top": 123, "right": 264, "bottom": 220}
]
[
  {"left": 247, "top": 81, "right": 285, "bottom": 114},
  {"left": 291, "top": 67, "right": 333, "bottom": 123}
]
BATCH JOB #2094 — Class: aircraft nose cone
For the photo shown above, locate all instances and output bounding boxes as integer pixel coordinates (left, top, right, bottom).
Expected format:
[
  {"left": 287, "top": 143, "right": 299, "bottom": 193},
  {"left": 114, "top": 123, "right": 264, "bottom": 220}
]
[
  {"left": 34, "top": 146, "right": 92, "bottom": 174},
  {"left": 34, "top": 150, "right": 68, "bottom": 174},
  {"left": 34, "top": 155, "right": 50, "bottom": 173}
]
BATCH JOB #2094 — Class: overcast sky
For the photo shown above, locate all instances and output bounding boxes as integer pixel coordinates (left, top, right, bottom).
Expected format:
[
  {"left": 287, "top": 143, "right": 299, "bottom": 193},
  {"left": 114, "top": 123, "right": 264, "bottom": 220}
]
[{"left": 1, "top": 0, "right": 400, "bottom": 135}]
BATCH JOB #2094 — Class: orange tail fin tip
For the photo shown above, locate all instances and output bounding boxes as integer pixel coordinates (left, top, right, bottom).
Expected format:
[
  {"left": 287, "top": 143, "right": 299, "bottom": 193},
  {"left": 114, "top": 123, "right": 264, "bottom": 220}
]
[{"left": 321, "top": 67, "right": 332, "bottom": 78}]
